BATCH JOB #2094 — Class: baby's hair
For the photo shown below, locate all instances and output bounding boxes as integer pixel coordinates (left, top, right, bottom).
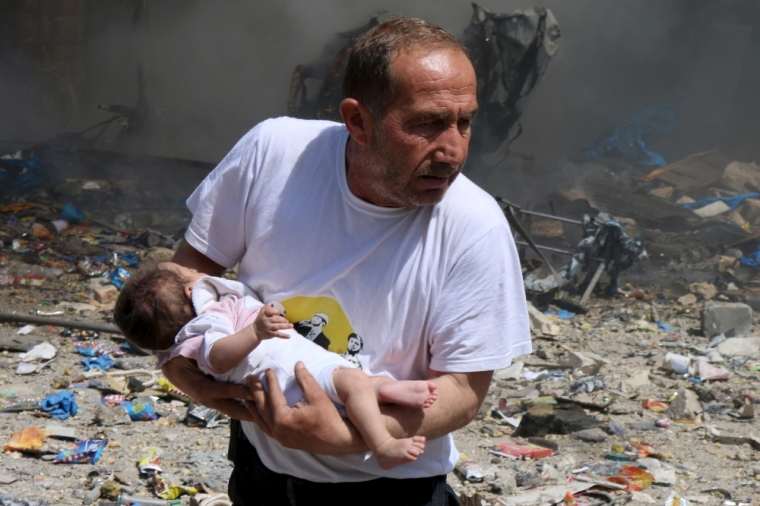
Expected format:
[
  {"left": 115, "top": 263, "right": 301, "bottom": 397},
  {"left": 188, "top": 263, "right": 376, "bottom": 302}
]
[{"left": 113, "top": 263, "right": 195, "bottom": 351}]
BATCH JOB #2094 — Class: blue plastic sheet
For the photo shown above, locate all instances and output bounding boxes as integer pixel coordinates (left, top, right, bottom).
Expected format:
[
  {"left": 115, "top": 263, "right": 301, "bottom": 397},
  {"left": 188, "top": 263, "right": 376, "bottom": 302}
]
[
  {"left": 39, "top": 391, "right": 78, "bottom": 420},
  {"left": 576, "top": 106, "right": 676, "bottom": 167},
  {"left": 81, "top": 354, "right": 115, "bottom": 372},
  {"left": 681, "top": 192, "right": 759, "bottom": 212},
  {"left": 60, "top": 203, "right": 85, "bottom": 222},
  {"left": 656, "top": 321, "right": 674, "bottom": 333},
  {"left": 739, "top": 251, "right": 760, "bottom": 268}
]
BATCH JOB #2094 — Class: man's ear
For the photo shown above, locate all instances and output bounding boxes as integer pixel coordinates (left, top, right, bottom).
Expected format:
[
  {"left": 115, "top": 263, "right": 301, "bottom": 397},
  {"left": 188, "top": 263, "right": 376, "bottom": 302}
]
[{"left": 340, "top": 98, "right": 374, "bottom": 146}]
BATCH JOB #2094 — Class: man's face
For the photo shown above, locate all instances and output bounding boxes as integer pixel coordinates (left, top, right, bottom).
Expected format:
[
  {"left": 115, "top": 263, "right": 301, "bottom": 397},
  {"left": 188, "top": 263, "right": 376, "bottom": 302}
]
[
  {"left": 364, "top": 47, "right": 478, "bottom": 208},
  {"left": 347, "top": 336, "right": 361, "bottom": 352}
]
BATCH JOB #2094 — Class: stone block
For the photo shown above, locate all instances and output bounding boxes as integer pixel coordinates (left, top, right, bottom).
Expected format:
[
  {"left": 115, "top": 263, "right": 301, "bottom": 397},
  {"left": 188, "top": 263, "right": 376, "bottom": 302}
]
[
  {"left": 562, "top": 351, "right": 607, "bottom": 376},
  {"left": 527, "top": 302, "right": 560, "bottom": 336},
  {"left": 716, "top": 337, "right": 760, "bottom": 359},
  {"left": 93, "top": 284, "right": 119, "bottom": 304},
  {"left": 666, "top": 389, "right": 702, "bottom": 421},
  {"left": 720, "top": 160, "right": 760, "bottom": 193},
  {"left": 702, "top": 301, "right": 753, "bottom": 337}
]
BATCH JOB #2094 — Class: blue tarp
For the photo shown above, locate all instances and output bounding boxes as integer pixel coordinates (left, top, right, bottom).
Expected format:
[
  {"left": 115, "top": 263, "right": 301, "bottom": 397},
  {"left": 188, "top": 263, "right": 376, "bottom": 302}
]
[
  {"left": 681, "top": 192, "right": 759, "bottom": 212},
  {"left": 81, "top": 354, "right": 115, "bottom": 372},
  {"left": 576, "top": 106, "right": 676, "bottom": 167}
]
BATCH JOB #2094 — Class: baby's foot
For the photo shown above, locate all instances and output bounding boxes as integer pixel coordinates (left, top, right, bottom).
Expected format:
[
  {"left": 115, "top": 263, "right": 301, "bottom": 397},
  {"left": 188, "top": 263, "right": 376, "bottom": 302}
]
[
  {"left": 374, "top": 436, "right": 426, "bottom": 470},
  {"left": 378, "top": 380, "right": 438, "bottom": 408}
]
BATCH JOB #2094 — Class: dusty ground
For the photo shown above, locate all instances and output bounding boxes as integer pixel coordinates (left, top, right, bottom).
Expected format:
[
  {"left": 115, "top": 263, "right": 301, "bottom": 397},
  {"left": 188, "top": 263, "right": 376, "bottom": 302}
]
[{"left": 1, "top": 263, "right": 759, "bottom": 506}]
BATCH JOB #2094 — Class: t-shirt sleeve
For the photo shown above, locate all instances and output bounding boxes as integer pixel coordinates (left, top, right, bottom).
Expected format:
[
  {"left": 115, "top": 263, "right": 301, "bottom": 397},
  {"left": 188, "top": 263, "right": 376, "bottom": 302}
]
[
  {"left": 184, "top": 126, "right": 261, "bottom": 268},
  {"left": 428, "top": 223, "right": 532, "bottom": 373}
]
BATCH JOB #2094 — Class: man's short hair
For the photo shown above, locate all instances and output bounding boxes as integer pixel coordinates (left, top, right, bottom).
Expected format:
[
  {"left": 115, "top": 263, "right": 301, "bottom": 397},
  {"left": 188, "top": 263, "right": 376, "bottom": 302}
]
[
  {"left": 343, "top": 17, "right": 468, "bottom": 119},
  {"left": 113, "top": 263, "right": 194, "bottom": 351}
]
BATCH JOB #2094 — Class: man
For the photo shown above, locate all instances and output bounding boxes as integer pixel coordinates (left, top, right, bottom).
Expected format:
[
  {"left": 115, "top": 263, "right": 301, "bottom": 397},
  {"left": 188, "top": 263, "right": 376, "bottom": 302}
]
[
  {"left": 293, "top": 312, "right": 330, "bottom": 350},
  {"left": 162, "top": 17, "right": 530, "bottom": 506}
]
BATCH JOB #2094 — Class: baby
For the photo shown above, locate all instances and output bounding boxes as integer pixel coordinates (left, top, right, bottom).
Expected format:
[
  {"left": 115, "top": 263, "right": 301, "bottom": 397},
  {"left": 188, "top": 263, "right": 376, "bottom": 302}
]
[{"left": 113, "top": 262, "right": 437, "bottom": 469}]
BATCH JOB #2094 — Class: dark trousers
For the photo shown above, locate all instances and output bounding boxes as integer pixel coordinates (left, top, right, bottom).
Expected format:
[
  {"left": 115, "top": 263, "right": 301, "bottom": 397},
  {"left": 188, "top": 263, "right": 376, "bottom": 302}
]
[{"left": 228, "top": 420, "right": 460, "bottom": 506}]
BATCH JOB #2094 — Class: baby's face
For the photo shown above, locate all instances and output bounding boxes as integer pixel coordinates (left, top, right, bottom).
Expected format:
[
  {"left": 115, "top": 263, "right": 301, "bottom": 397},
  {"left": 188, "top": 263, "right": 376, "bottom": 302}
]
[{"left": 159, "top": 262, "right": 206, "bottom": 291}]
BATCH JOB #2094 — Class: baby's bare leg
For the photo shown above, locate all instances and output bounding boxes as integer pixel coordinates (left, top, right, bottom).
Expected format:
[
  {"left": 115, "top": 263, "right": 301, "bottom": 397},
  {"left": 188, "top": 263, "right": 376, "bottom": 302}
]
[
  {"left": 370, "top": 376, "right": 438, "bottom": 409},
  {"left": 333, "top": 368, "right": 425, "bottom": 470}
]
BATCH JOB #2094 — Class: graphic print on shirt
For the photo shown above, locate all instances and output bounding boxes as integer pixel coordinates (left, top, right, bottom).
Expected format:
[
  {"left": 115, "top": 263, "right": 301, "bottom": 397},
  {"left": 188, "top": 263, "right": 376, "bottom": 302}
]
[{"left": 281, "top": 296, "right": 363, "bottom": 368}]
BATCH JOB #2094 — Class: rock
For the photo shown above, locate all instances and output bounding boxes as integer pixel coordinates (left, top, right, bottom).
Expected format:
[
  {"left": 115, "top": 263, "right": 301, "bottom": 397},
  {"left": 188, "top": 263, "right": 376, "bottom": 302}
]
[
  {"left": 562, "top": 351, "right": 608, "bottom": 376},
  {"left": 667, "top": 389, "right": 702, "bottom": 421},
  {"left": 716, "top": 337, "right": 760, "bottom": 358},
  {"left": 527, "top": 303, "right": 560, "bottom": 336},
  {"left": 693, "top": 200, "right": 731, "bottom": 218},
  {"left": 142, "top": 247, "right": 175, "bottom": 266},
  {"left": 675, "top": 195, "right": 695, "bottom": 205},
  {"left": 703, "top": 349, "right": 724, "bottom": 363},
  {"left": 494, "top": 361, "right": 523, "bottom": 381},
  {"left": 630, "top": 491, "right": 656, "bottom": 504},
  {"left": 677, "top": 293, "right": 697, "bottom": 306},
  {"left": 702, "top": 301, "right": 753, "bottom": 338},
  {"left": 515, "top": 470, "right": 540, "bottom": 488},
  {"left": 636, "top": 458, "right": 662, "bottom": 472},
  {"left": 649, "top": 186, "right": 674, "bottom": 199},
  {"left": 94, "top": 285, "right": 119, "bottom": 304},
  {"left": 623, "top": 371, "right": 650, "bottom": 390},
  {"left": 572, "top": 428, "right": 608, "bottom": 442},
  {"left": 488, "top": 474, "right": 516, "bottom": 495},
  {"left": 742, "top": 198, "right": 760, "bottom": 223},
  {"left": 720, "top": 161, "right": 760, "bottom": 193},
  {"left": 652, "top": 467, "right": 677, "bottom": 486},
  {"left": 514, "top": 404, "right": 602, "bottom": 437},
  {"left": 689, "top": 281, "right": 718, "bottom": 301}
]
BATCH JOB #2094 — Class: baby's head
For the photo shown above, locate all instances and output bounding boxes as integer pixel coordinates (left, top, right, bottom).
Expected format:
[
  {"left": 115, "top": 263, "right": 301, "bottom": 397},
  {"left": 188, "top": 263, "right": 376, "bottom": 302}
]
[{"left": 113, "top": 262, "right": 204, "bottom": 351}]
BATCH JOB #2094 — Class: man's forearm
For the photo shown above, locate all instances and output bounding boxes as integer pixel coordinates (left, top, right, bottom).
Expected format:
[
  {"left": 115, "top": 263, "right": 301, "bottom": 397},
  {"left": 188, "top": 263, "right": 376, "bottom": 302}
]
[{"left": 380, "top": 370, "right": 493, "bottom": 441}]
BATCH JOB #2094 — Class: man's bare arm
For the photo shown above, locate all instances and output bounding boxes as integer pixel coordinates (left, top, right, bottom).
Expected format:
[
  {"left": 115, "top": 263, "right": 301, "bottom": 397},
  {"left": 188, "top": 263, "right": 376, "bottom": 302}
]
[
  {"left": 164, "top": 240, "right": 255, "bottom": 419},
  {"left": 172, "top": 239, "right": 226, "bottom": 276},
  {"left": 245, "top": 364, "right": 492, "bottom": 454},
  {"left": 161, "top": 356, "right": 255, "bottom": 421}
]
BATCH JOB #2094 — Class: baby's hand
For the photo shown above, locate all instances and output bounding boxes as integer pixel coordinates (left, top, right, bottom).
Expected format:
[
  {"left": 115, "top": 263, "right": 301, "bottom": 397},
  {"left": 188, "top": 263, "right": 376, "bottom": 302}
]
[{"left": 254, "top": 303, "right": 293, "bottom": 340}]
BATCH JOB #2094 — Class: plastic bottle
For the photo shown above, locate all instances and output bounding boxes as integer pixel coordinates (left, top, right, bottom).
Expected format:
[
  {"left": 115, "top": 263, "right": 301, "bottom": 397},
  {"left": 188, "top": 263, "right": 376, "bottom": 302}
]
[{"left": 117, "top": 494, "right": 180, "bottom": 506}]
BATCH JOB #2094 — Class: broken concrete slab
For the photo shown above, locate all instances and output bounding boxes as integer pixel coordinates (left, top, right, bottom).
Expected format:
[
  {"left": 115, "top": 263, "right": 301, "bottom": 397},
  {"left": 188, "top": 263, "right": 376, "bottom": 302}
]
[
  {"left": 527, "top": 303, "right": 560, "bottom": 336},
  {"left": 702, "top": 301, "right": 753, "bottom": 337},
  {"left": 716, "top": 337, "right": 760, "bottom": 358},
  {"left": 692, "top": 200, "right": 731, "bottom": 218},
  {"left": 561, "top": 351, "right": 607, "bottom": 376},
  {"left": 514, "top": 403, "right": 602, "bottom": 437},
  {"left": 720, "top": 160, "right": 760, "bottom": 193},
  {"left": 666, "top": 389, "right": 702, "bottom": 421},
  {"left": 493, "top": 361, "right": 523, "bottom": 381},
  {"left": 624, "top": 370, "right": 650, "bottom": 390},
  {"left": 689, "top": 281, "right": 717, "bottom": 301},
  {"left": 571, "top": 428, "right": 608, "bottom": 443}
]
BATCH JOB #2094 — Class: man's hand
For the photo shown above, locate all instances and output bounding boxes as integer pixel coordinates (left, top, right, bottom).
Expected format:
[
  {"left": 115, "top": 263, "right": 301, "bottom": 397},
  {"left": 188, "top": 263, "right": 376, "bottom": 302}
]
[
  {"left": 161, "top": 356, "right": 255, "bottom": 421},
  {"left": 244, "top": 361, "right": 365, "bottom": 454}
]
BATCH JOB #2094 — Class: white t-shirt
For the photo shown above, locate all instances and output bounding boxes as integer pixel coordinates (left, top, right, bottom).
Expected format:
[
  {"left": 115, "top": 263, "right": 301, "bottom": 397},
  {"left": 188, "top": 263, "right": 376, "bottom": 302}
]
[{"left": 185, "top": 117, "right": 531, "bottom": 482}]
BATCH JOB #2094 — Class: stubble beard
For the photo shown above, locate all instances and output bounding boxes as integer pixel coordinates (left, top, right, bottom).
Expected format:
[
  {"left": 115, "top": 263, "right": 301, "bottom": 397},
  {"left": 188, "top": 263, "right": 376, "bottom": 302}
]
[{"left": 369, "top": 127, "right": 459, "bottom": 209}]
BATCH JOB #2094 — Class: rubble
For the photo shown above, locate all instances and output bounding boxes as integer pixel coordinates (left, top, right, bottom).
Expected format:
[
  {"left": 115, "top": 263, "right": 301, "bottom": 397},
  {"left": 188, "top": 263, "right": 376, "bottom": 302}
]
[{"left": 702, "top": 302, "right": 753, "bottom": 337}]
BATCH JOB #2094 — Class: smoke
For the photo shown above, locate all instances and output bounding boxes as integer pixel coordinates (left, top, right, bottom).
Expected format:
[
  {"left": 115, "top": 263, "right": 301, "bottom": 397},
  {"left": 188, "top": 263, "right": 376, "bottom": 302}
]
[{"left": 1, "top": 0, "right": 759, "bottom": 182}]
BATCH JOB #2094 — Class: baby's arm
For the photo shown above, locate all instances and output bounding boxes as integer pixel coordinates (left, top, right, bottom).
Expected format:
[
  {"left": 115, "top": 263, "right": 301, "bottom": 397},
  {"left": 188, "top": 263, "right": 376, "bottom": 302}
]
[{"left": 207, "top": 304, "right": 293, "bottom": 373}]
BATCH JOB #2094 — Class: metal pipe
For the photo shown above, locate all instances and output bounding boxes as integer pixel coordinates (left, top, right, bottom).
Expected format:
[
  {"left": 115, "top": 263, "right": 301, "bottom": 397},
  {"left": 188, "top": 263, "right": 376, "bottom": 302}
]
[
  {"left": 514, "top": 241, "right": 604, "bottom": 262},
  {"left": 514, "top": 209, "right": 582, "bottom": 225},
  {"left": 0, "top": 313, "right": 122, "bottom": 334}
]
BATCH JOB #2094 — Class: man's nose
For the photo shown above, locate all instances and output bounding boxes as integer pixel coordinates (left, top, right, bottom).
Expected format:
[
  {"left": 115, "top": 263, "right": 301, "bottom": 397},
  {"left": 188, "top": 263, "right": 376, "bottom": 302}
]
[{"left": 433, "top": 124, "right": 468, "bottom": 167}]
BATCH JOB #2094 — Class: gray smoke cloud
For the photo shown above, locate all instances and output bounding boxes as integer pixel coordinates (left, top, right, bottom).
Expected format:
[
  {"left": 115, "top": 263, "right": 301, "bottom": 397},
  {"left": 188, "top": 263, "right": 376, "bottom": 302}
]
[{"left": 1, "top": 0, "right": 758, "bottom": 184}]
